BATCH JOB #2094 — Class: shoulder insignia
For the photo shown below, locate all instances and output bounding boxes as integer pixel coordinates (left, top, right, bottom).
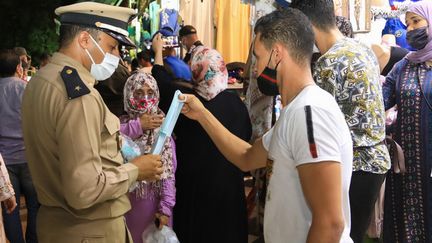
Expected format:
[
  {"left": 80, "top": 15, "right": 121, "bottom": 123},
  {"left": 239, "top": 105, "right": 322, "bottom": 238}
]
[{"left": 60, "top": 66, "right": 91, "bottom": 100}]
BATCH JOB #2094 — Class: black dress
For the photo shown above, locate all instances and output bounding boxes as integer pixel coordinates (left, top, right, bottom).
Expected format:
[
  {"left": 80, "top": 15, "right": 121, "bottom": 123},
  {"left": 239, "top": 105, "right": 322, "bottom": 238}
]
[{"left": 152, "top": 65, "right": 251, "bottom": 243}]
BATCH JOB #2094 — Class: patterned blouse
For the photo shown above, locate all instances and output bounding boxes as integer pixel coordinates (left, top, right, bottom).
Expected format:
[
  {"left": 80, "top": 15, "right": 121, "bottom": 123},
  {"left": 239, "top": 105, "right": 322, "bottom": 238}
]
[
  {"left": 0, "top": 154, "right": 14, "bottom": 201},
  {"left": 314, "top": 38, "right": 390, "bottom": 174}
]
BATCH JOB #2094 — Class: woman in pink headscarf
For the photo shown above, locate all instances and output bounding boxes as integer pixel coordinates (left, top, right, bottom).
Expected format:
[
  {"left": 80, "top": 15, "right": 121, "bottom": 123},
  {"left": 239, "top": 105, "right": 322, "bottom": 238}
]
[
  {"left": 382, "top": 1, "right": 432, "bottom": 242},
  {"left": 122, "top": 72, "right": 176, "bottom": 243}
]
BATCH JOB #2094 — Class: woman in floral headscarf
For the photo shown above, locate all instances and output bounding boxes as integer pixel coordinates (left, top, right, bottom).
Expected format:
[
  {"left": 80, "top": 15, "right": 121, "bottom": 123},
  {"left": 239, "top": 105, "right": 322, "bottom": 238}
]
[
  {"left": 150, "top": 33, "right": 251, "bottom": 243},
  {"left": 123, "top": 72, "right": 176, "bottom": 243}
]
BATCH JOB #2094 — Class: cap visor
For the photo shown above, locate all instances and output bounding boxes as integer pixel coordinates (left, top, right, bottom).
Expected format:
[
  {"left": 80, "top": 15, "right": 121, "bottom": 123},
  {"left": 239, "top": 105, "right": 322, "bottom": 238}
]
[{"left": 104, "top": 30, "right": 136, "bottom": 48}]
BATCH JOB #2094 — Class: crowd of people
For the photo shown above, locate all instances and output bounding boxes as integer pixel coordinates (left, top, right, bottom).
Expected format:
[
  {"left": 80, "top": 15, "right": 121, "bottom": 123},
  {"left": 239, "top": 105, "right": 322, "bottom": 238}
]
[{"left": 0, "top": 0, "right": 432, "bottom": 242}]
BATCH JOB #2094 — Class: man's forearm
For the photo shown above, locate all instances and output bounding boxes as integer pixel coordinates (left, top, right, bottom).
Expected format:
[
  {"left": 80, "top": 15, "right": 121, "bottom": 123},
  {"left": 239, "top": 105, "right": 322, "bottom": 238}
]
[{"left": 307, "top": 218, "right": 344, "bottom": 243}]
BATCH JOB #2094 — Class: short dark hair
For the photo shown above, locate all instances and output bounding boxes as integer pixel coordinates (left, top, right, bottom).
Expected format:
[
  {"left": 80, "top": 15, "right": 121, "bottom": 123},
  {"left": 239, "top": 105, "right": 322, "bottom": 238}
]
[
  {"left": 131, "top": 58, "right": 139, "bottom": 72},
  {"left": 59, "top": 25, "right": 100, "bottom": 48},
  {"left": 179, "top": 25, "right": 197, "bottom": 38},
  {"left": 290, "top": 0, "right": 336, "bottom": 31},
  {"left": 40, "top": 53, "right": 51, "bottom": 62},
  {"left": 137, "top": 49, "right": 152, "bottom": 63},
  {"left": 0, "top": 49, "right": 20, "bottom": 78},
  {"left": 254, "top": 8, "right": 315, "bottom": 66}
]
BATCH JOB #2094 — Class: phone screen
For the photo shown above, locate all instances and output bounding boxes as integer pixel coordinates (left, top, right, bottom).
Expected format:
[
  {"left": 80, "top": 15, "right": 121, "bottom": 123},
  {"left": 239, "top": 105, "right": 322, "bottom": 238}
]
[{"left": 162, "top": 36, "right": 178, "bottom": 48}]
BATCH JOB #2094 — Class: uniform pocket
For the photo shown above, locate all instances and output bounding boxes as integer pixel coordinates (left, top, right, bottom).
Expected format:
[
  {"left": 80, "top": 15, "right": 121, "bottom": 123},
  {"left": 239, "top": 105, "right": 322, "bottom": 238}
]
[{"left": 102, "top": 113, "right": 121, "bottom": 159}]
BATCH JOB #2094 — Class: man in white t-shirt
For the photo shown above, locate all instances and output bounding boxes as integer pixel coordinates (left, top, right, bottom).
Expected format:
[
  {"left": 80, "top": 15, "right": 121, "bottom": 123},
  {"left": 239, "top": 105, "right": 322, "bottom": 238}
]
[{"left": 179, "top": 8, "right": 354, "bottom": 243}]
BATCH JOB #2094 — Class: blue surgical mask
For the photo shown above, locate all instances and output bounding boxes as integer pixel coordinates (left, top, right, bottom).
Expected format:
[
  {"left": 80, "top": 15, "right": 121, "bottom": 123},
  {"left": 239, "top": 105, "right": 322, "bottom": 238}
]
[{"left": 151, "top": 90, "right": 185, "bottom": 155}]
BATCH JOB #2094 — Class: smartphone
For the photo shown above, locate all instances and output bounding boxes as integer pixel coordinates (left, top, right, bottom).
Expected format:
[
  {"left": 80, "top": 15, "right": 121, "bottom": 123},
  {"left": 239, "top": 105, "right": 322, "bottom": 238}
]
[{"left": 162, "top": 36, "right": 178, "bottom": 48}]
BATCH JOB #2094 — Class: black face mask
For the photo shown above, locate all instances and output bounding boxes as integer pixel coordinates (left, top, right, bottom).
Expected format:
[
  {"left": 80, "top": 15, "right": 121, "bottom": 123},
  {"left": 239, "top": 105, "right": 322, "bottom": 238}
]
[
  {"left": 257, "top": 51, "right": 280, "bottom": 96},
  {"left": 406, "top": 26, "right": 429, "bottom": 50}
]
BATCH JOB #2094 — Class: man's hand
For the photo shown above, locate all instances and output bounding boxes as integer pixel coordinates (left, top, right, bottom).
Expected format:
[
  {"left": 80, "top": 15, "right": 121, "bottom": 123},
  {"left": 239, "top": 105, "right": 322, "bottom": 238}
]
[
  {"left": 180, "top": 94, "right": 207, "bottom": 121},
  {"left": 140, "top": 114, "right": 164, "bottom": 130},
  {"left": 3, "top": 196, "right": 17, "bottom": 214},
  {"left": 152, "top": 33, "right": 164, "bottom": 54},
  {"left": 131, "top": 154, "right": 163, "bottom": 181},
  {"left": 155, "top": 213, "right": 170, "bottom": 230}
]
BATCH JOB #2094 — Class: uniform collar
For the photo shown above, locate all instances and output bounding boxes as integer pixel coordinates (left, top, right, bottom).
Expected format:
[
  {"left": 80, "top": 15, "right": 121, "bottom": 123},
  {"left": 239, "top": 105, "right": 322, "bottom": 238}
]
[{"left": 51, "top": 52, "right": 96, "bottom": 86}]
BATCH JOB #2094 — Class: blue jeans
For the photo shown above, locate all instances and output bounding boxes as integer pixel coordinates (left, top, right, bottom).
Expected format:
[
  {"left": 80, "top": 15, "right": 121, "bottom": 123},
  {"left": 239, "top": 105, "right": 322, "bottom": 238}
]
[{"left": 2, "top": 164, "right": 40, "bottom": 243}]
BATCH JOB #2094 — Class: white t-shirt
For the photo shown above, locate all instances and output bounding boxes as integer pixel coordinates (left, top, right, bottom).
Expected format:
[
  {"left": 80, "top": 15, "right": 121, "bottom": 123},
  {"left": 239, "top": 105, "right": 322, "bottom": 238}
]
[{"left": 262, "top": 85, "right": 353, "bottom": 243}]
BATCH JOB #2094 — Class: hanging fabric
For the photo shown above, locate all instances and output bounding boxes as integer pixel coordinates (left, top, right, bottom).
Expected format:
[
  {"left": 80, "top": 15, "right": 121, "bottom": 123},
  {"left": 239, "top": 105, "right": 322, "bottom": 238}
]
[
  {"left": 159, "top": 8, "right": 181, "bottom": 35},
  {"left": 161, "top": 0, "right": 180, "bottom": 10},
  {"left": 149, "top": 1, "right": 161, "bottom": 36},
  {"left": 215, "top": 0, "right": 251, "bottom": 63},
  {"left": 243, "top": 1, "right": 277, "bottom": 236},
  {"left": 179, "top": 0, "right": 215, "bottom": 48}
]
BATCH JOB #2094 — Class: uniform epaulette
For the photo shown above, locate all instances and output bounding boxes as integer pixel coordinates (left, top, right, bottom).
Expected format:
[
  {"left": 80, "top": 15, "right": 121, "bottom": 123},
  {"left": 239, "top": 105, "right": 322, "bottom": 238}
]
[{"left": 60, "top": 66, "right": 91, "bottom": 100}]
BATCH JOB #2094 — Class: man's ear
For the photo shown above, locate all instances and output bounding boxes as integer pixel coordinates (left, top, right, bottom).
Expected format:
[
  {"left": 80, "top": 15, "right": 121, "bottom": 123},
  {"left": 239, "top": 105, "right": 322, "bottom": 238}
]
[
  {"left": 77, "top": 31, "right": 92, "bottom": 50},
  {"left": 272, "top": 42, "right": 285, "bottom": 64}
]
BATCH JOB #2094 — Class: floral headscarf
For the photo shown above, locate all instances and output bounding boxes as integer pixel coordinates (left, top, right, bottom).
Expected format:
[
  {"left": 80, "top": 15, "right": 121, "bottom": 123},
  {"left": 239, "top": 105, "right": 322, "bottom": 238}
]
[
  {"left": 190, "top": 45, "right": 228, "bottom": 100},
  {"left": 123, "top": 72, "right": 174, "bottom": 199}
]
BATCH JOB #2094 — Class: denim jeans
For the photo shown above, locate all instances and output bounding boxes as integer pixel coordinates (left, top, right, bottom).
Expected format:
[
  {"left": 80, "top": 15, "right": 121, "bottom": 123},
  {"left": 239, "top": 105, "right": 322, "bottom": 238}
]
[{"left": 2, "top": 164, "right": 40, "bottom": 243}]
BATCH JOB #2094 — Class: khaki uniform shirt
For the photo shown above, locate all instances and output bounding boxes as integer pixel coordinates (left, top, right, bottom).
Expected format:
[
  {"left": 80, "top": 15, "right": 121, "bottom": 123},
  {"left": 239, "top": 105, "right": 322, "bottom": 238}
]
[{"left": 22, "top": 52, "right": 138, "bottom": 241}]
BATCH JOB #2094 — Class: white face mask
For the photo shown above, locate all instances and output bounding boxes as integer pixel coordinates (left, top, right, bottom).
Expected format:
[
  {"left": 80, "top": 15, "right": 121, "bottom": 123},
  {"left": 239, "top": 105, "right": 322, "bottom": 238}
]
[{"left": 85, "top": 35, "right": 120, "bottom": 81}]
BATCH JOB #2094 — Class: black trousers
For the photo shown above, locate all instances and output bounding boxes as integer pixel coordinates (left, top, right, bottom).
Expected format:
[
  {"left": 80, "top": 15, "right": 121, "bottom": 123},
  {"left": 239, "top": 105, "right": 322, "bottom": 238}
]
[{"left": 349, "top": 171, "right": 386, "bottom": 243}]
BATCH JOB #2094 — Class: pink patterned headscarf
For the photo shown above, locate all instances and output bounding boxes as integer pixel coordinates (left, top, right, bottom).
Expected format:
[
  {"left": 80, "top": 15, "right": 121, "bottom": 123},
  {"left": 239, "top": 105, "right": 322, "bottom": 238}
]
[
  {"left": 123, "top": 72, "right": 174, "bottom": 199},
  {"left": 406, "top": 1, "right": 432, "bottom": 63},
  {"left": 190, "top": 45, "right": 228, "bottom": 100}
]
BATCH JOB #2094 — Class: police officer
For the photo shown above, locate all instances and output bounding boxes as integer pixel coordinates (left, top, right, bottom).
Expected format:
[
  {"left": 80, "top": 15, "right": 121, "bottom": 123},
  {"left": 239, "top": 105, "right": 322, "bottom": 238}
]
[{"left": 21, "top": 2, "right": 163, "bottom": 242}]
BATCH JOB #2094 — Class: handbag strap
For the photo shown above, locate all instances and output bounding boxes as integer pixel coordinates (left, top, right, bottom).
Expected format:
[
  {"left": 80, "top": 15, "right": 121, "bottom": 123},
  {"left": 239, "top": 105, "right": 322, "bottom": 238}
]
[{"left": 385, "top": 136, "right": 406, "bottom": 174}]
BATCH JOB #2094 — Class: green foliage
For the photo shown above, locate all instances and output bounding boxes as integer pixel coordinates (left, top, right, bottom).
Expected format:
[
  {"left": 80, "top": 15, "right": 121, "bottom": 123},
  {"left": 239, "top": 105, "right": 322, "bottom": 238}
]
[
  {"left": 0, "top": 0, "right": 63, "bottom": 65},
  {"left": 0, "top": 0, "right": 120, "bottom": 66},
  {"left": 26, "top": 27, "right": 59, "bottom": 57}
]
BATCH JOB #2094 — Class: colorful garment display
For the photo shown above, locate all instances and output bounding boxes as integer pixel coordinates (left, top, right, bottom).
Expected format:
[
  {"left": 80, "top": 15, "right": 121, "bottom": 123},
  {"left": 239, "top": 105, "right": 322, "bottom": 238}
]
[
  {"left": 215, "top": 0, "right": 251, "bottom": 63},
  {"left": 161, "top": 0, "right": 180, "bottom": 10},
  {"left": 382, "top": 18, "right": 413, "bottom": 50},
  {"left": 159, "top": 8, "right": 180, "bottom": 35},
  {"left": 243, "top": 1, "right": 276, "bottom": 235},
  {"left": 149, "top": 1, "right": 161, "bottom": 36},
  {"left": 179, "top": 0, "right": 215, "bottom": 48}
]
